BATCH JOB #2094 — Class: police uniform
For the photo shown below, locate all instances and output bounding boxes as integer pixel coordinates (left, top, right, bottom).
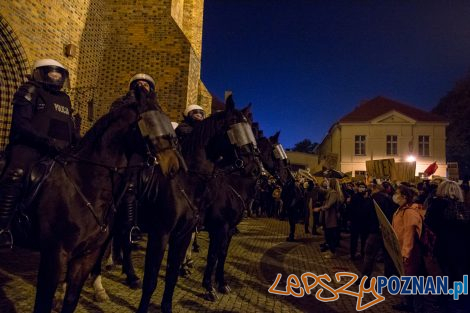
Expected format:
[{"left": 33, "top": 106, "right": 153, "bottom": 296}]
[
  {"left": 175, "top": 104, "right": 206, "bottom": 142},
  {"left": 110, "top": 73, "right": 157, "bottom": 243},
  {"left": 0, "top": 59, "right": 77, "bottom": 247}
]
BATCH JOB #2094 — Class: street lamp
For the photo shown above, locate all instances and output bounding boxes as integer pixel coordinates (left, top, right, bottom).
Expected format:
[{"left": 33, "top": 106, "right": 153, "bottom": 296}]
[{"left": 406, "top": 155, "right": 416, "bottom": 162}]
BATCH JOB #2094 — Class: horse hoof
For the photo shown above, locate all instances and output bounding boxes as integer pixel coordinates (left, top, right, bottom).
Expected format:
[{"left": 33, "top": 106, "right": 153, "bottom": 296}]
[
  {"left": 161, "top": 302, "right": 172, "bottom": 313},
  {"left": 218, "top": 284, "right": 232, "bottom": 294},
  {"left": 126, "top": 277, "right": 142, "bottom": 289},
  {"left": 179, "top": 267, "right": 192, "bottom": 278},
  {"left": 94, "top": 288, "right": 110, "bottom": 302},
  {"left": 203, "top": 289, "right": 219, "bottom": 302},
  {"left": 52, "top": 297, "right": 62, "bottom": 312}
]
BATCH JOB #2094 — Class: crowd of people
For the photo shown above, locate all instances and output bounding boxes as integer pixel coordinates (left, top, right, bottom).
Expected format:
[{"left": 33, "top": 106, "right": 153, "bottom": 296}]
[
  {"left": 250, "top": 174, "right": 470, "bottom": 312},
  {"left": 0, "top": 58, "right": 469, "bottom": 312}
]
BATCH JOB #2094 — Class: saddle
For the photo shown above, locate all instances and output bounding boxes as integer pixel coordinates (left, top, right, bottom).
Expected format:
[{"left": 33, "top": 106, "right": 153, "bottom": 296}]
[
  {"left": 12, "top": 157, "right": 56, "bottom": 248},
  {"left": 23, "top": 158, "right": 56, "bottom": 208}
]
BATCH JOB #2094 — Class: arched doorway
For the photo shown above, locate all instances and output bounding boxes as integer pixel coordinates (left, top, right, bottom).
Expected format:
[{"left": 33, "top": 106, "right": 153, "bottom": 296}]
[{"left": 0, "top": 14, "right": 29, "bottom": 151}]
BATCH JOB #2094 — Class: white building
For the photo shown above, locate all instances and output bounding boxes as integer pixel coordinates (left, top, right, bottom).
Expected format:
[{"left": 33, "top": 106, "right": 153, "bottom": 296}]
[{"left": 317, "top": 96, "right": 448, "bottom": 178}]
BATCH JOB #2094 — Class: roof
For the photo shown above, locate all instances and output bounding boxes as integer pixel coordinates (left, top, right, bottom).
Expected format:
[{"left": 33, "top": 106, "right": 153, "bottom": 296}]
[{"left": 338, "top": 96, "right": 447, "bottom": 123}]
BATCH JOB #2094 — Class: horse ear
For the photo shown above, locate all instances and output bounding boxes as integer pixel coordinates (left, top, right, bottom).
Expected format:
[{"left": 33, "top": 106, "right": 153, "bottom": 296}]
[
  {"left": 225, "top": 94, "right": 235, "bottom": 111},
  {"left": 241, "top": 102, "right": 252, "bottom": 118},
  {"left": 270, "top": 131, "right": 280, "bottom": 143}
]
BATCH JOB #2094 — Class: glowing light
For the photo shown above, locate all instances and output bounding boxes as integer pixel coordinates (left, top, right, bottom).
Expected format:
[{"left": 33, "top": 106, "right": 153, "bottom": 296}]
[{"left": 406, "top": 155, "right": 416, "bottom": 162}]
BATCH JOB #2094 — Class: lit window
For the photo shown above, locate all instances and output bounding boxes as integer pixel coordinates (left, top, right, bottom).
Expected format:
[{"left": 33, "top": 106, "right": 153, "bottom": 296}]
[
  {"left": 418, "top": 136, "right": 430, "bottom": 156},
  {"left": 355, "top": 135, "right": 366, "bottom": 155},
  {"left": 386, "top": 135, "right": 398, "bottom": 155}
]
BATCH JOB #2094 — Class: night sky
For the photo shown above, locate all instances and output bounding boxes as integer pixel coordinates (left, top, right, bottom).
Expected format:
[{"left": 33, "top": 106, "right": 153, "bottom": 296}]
[{"left": 201, "top": 0, "right": 470, "bottom": 148}]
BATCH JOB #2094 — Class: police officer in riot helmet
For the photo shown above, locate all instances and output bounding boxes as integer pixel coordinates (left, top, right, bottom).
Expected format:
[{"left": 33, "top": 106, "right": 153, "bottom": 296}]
[
  {"left": 175, "top": 104, "right": 206, "bottom": 140},
  {"left": 0, "top": 59, "right": 79, "bottom": 248},
  {"left": 110, "top": 73, "right": 156, "bottom": 111},
  {"left": 110, "top": 73, "right": 157, "bottom": 246}
]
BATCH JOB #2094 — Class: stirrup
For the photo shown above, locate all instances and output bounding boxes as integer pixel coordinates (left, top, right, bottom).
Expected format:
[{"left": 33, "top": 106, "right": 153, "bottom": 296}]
[
  {"left": 129, "top": 226, "right": 141, "bottom": 244},
  {"left": 0, "top": 229, "right": 13, "bottom": 249}
]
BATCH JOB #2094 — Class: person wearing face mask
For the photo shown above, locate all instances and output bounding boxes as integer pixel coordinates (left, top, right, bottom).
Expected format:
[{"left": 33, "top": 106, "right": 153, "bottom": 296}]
[
  {"left": 110, "top": 74, "right": 157, "bottom": 250},
  {"left": 175, "top": 104, "right": 206, "bottom": 142},
  {"left": 391, "top": 184, "right": 425, "bottom": 312},
  {"left": 0, "top": 59, "right": 79, "bottom": 248}
]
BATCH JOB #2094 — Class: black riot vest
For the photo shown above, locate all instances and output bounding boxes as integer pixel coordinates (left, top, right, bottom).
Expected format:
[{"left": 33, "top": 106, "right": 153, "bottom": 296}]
[{"left": 30, "top": 87, "right": 74, "bottom": 149}]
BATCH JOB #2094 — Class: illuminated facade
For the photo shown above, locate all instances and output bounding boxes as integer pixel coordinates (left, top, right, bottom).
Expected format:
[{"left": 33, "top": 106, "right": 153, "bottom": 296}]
[{"left": 317, "top": 96, "right": 448, "bottom": 178}]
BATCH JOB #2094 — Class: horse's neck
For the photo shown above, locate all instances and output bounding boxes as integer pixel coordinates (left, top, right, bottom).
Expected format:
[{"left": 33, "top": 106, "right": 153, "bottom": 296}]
[
  {"left": 226, "top": 174, "right": 257, "bottom": 200},
  {"left": 185, "top": 148, "right": 215, "bottom": 175},
  {"left": 278, "top": 165, "right": 293, "bottom": 185},
  {"left": 77, "top": 126, "right": 130, "bottom": 169}
]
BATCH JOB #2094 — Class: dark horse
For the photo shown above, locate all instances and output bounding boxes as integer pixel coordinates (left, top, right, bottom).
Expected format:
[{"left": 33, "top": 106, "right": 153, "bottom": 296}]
[
  {"left": 135, "top": 96, "right": 263, "bottom": 312},
  {"left": 26, "top": 87, "right": 182, "bottom": 313},
  {"left": 256, "top": 132, "right": 305, "bottom": 241}
]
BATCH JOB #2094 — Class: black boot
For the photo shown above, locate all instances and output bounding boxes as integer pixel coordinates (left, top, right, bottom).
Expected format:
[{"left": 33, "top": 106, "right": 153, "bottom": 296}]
[
  {"left": 0, "top": 168, "right": 24, "bottom": 248},
  {"left": 124, "top": 183, "right": 140, "bottom": 244}
]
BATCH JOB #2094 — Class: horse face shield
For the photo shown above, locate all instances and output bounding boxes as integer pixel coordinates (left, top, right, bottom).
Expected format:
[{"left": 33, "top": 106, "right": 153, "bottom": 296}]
[
  {"left": 138, "top": 110, "right": 187, "bottom": 174},
  {"left": 138, "top": 110, "right": 178, "bottom": 150},
  {"left": 273, "top": 144, "right": 288, "bottom": 160},
  {"left": 227, "top": 122, "right": 266, "bottom": 177}
]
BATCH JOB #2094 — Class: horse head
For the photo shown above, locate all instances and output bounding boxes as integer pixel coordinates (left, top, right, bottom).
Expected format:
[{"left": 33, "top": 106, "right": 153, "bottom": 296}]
[
  {"left": 256, "top": 131, "right": 293, "bottom": 186},
  {"left": 133, "top": 86, "right": 184, "bottom": 177},
  {"left": 183, "top": 96, "right": 262, "bottom": 176},
  {"left": 204, "top": 96, "right": 264, "bottom": 178}
]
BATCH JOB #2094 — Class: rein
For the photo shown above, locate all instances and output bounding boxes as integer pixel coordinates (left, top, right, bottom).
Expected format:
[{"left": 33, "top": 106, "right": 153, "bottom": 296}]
[
  {"left": 56, "top": 155, "right": 141, "bottom": 233},
  {"left": 60, "top": 153, "right": 153, "bottom": 172}
]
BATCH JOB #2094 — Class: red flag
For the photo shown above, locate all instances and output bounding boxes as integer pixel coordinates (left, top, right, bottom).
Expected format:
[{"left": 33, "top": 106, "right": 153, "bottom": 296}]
[{"left": 424, "top": 162, "right": 438, "bottom": 176}]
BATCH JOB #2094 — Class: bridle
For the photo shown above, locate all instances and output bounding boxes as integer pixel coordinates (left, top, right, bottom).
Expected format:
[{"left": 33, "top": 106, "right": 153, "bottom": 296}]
[{"left": 55, "top": 107, "right": 181, "bottom": 232}]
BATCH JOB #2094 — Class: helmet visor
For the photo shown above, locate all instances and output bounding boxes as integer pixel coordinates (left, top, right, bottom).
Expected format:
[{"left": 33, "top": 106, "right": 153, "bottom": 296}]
[{"left": 33, "top": 66, "right": 69, "bottom": 89}]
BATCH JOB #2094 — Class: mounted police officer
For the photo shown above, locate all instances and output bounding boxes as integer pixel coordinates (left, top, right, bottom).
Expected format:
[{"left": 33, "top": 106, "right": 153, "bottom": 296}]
[
  {"left": 110, "top": 73, "right": 157, "bottom": 245},
  {"left": 0, "top": 59, "right": 78, "bottom": 248},
  {"left": 175, "top": 104, "right": 206, "bottom": 141}
]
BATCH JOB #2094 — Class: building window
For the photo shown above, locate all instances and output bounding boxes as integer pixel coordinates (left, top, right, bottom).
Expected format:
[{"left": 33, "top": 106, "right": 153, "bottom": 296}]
[
  {"left": 418, "top": 135, "right": 430, "bottom": 156},
  {"left": 386, "top": 135, "right": 398, "bottom": 155},
  {"left": 355, "top": 170, "right": 366, "bottom": 177},
  {"left": 355, "top": 135, "right": 366, "bottom": 155}
]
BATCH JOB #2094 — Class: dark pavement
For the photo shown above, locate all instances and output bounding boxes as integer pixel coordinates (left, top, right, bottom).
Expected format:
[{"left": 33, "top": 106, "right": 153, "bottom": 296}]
[{"left": 0, "top": 217, "right": 401, "bottom": 312}]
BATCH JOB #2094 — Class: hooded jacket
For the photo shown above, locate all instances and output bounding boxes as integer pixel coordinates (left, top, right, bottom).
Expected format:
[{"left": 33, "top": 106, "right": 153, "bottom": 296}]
[{"left": 392, "top": 203, "right": 425, "bottom": 274}]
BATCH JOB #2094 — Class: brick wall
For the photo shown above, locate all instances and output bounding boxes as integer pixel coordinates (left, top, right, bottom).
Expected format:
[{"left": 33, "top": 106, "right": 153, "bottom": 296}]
[{"left": 0, "top": 0, "right": 209, "bottom": 146}]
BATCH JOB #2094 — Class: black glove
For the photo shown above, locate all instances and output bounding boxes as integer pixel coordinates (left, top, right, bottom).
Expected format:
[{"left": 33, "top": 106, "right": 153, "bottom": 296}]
[{"left": 47, "top": 138, "right": 62, "bottom": 155}]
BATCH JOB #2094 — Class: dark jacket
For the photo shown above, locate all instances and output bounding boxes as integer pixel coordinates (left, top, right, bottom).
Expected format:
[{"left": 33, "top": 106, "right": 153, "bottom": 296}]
[{"left": 9, "top": 81, "right": 78, "bottom": 153}]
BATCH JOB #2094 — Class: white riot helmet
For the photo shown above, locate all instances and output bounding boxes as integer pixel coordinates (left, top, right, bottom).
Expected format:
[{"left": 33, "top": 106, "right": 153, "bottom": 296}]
[
  {"left": 129, "top": 73, "right": 155, "bottom": 91},
  {"left": 184, "top": 104, "right": 205, "bottom": 119},
  {"left": 32, "top": 59, "right": 69, "bottom": 90}
]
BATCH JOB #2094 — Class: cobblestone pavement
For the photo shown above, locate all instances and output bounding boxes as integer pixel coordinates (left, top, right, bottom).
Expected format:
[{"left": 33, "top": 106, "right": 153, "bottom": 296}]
[{"left": 0, "top": 217, "right": 402, "bottom": 313}]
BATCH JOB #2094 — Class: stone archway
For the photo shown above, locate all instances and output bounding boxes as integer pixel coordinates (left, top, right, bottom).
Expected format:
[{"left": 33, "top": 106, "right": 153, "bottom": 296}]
[{"left": 0, "top": 14, "right": 29, "bottom": 151}]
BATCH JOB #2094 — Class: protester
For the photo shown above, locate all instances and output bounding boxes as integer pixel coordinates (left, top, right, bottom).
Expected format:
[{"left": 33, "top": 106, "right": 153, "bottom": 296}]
[
  {"left": 314, "top": 178, "right": 344, "bottom": 258},
  {"left": 391, "top": 184, "right": 425, "bottom": 312},
  {"left": 424, "top": 179, "right": 470, "bottom": 312}
]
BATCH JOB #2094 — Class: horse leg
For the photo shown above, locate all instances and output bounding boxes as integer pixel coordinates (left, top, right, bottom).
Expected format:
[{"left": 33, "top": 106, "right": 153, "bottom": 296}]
[
  {"left": 121, "top": 229, "right": 141, "bottom": 289},
  {"left": 136, "top": 230, "right": 170, "bottom": 313},
  {"left": 112, "top": 231, "right": 123, "bottom": 265},
  {"left": 202, "top": 228, "right": 225, "bottom": 302},
  {"left": 60, "top": 249, "right": 102, "bottom": 313},
  {"left": 192, "top": 230, "right": 200, "bottom": 252},
  {"left": 161, "top": 228, "right": 193, "bottom": 313},
  {"left": 89, "top": 236, "right": 112, "bottom": 302},
  {"left": 104, "top": 238, "right": 115, "bottom": 271},
  {"left": 33, "top": 248, "right": 67, "bottom": 313},
  {"left": 215, "top": 231, "right": 233, "bottom": 294}
]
